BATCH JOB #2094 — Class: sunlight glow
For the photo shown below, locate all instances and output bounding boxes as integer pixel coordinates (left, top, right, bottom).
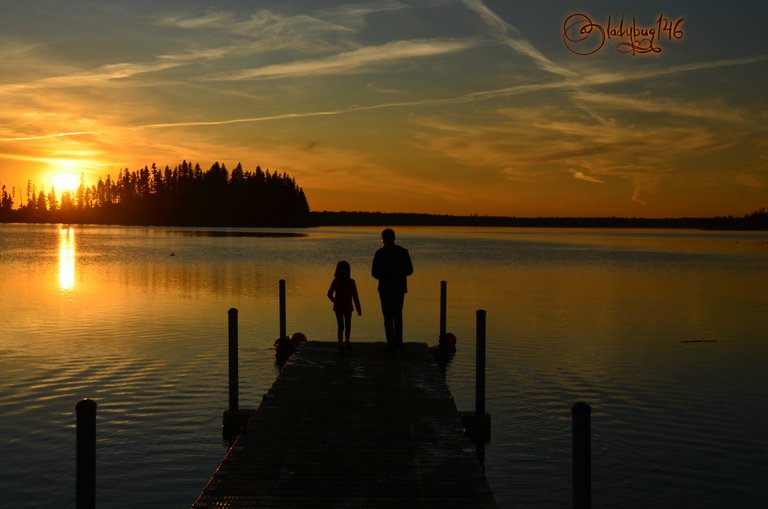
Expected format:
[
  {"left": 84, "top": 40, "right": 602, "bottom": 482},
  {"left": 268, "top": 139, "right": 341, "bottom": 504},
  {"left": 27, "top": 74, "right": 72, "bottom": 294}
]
[
  {"left": 46, "top": 159, "right": 89, "bottom": 196},
  {"left": 58, "top": 226, "right": 75, "bottom": 291},
  {"left": 54, "top": 172, "right": 80, "bottom": 193},
  {"left": 53, "top": 159, "right": 81, "bottom": 193}
]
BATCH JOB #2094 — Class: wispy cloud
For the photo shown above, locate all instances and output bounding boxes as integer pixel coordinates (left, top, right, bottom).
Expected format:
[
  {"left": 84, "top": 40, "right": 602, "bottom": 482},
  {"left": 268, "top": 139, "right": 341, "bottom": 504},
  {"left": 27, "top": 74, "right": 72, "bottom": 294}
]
[
  {"left": 0, "top": 131, "right": 96, "bottom": 142},
  {"left": 583, "top": 54, "right": 768, "bottom": 88},
  {"left": 0, "top": 60, "right": 184, "bottom": 95},
  {"left": 573, "top": 91, "right": 751, "bottom": 124},
  {"left": 573, "top": 171, "right": 604, "bottom": 184},
  {"left": 366, "top": 81, "right": 405, "bottom": 94},
  {"left": 155, "top": 8, "right": 356, "bottom": 55},
  {"left": 411, "top": 99, "right": 750, "bottom": 205},
  {"left": 156, "top": 10, "right": 235, "bottom": 29},
  {"left": 219, "top": 38, "right": 477, "bottom": 80},
  {"left": 317, "top": 1, "right": 408, "bottom": 28},
  {"left": 460, "top": 0, "right": 578, "bottom": 80},
  {"left": 137, "top": 110, "right": 344, "bottom": 129}
]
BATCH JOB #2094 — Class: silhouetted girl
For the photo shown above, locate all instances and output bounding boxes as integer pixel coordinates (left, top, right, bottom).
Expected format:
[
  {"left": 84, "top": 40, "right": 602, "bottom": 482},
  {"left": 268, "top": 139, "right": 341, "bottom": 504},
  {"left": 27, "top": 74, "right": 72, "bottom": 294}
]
[{"left": 327, "top": 260, "right": 362, "bottom": 352}]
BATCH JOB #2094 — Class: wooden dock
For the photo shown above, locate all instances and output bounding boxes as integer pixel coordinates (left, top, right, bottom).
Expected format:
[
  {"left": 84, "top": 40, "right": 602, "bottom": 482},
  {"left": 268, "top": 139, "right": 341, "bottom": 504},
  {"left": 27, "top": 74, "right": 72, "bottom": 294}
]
[{"left": 192, "top": 341, "right": 497, "bottom": 508}]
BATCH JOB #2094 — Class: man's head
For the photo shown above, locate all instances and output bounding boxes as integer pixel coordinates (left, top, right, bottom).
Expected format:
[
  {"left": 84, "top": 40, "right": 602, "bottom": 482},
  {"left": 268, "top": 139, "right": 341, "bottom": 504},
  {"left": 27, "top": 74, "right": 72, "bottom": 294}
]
[{"left": 381, "top": 228, "right": 395, "bottom": 245}]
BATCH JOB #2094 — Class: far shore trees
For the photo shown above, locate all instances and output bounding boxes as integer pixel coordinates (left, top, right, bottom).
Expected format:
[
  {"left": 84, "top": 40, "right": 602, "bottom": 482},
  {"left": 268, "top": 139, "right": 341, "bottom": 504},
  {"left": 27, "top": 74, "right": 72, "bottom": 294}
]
[
  {"left": 0, "top": 161, "right": 311, "bottom": 227},
  {"left": 1, "top": 164, "right": 765, "bottom": 230}
]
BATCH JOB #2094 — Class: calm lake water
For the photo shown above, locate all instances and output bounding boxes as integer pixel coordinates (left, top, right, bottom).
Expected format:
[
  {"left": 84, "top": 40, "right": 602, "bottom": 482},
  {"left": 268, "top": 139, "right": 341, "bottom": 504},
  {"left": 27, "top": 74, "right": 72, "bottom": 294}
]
[{"left": 0, "top": 223, "right": 766, "bottom": 508}]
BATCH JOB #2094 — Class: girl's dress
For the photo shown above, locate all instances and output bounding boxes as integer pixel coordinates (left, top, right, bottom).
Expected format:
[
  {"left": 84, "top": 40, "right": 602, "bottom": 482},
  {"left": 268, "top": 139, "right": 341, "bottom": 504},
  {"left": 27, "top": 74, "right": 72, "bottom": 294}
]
[{"left": 329, "top": 278, "right": 360, "bottom": 313}]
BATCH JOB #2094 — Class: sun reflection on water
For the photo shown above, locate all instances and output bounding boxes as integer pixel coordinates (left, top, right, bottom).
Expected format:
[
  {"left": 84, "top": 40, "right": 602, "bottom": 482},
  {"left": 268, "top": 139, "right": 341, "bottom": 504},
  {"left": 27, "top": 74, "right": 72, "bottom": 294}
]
[{"left": 58, "top": 226, "right": 75, "bottom": 291}]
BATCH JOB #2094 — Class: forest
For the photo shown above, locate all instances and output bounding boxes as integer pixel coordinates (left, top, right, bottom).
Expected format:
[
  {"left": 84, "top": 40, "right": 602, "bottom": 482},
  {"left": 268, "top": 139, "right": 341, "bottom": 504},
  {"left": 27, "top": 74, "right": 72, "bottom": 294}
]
[
  {"left": 1, "top": 163, "right": 765, "bottom": 230},
  {"left": 0, "top": 161, "right": 311, "bottom": 227}
]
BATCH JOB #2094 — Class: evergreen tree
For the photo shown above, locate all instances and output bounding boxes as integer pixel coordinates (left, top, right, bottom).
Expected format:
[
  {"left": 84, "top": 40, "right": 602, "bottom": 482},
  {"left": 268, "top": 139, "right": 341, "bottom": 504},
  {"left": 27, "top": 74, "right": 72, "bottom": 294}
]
[
  {"left": 36, "top": 190, "right": 47, "bottom": 212},
  {"left": 47, "top": 188, "right": 58, "bottom": 212},
  {"left": 1, "top": 185, "right": 13, "bottom": 210}
]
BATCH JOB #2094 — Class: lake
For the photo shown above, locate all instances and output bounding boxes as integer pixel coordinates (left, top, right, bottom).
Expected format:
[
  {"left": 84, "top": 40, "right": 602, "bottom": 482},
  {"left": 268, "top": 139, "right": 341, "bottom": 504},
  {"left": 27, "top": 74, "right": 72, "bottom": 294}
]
[{"left": 0, "top": 223, "right": 766, "bottom": 508}]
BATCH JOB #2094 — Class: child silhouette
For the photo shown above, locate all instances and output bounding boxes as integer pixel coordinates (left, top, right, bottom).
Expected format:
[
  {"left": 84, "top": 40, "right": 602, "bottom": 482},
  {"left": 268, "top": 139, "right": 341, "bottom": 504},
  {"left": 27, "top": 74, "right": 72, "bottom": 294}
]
[{"left": 327, "top": 260, "right": 362, "bottom": 352}]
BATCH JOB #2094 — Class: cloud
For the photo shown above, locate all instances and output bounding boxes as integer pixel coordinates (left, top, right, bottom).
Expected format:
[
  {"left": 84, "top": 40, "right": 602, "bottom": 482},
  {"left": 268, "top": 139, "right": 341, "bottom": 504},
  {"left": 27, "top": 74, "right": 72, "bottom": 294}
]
[
  {"left": 219, "top": 38, "right": 477, "bottom": 80},
  {"left": 573, "top": 171, "right": 604, "bottom": 184},
  {"left": 319, "top": 1, "right": 408, "bottom": 26},
  {"left": 461, "top": 0, "right": 578, "bottom": 80},
  {"left": 411, "top": 97, "right": 751, "bottom": 206},
  {"left": 137, "top": 110, "right": 344, "bottom": 129},
  {"left": 572, "top": 92, "right": 750, "bottom": 124},
  {"left": 156, "top": 10, "right": 235, "bottom": 29},
  {"left": 0, "top": 60, "right": 185, "bottom": 95},
  {"left": 155, "top": 8, "right": 356, "bottom": 54},
  {"left": 581, "top": 54, "right": 768, "bottom": 88},
  {"left": 0, "top": 132, "right": 96, "bottom": 142},
  {"left": 366, "top": 81, "right": 405, "bottom": 94}
]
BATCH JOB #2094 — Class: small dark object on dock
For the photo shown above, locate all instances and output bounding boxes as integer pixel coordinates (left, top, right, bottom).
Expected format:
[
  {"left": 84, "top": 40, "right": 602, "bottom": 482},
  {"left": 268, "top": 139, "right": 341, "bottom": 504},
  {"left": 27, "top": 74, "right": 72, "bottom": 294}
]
[
  {"left": 274, "top": 336, "right": 294, "bottom": 367},
  {"left": 430, "top": 332, "right": 456, "bottom": 376}
]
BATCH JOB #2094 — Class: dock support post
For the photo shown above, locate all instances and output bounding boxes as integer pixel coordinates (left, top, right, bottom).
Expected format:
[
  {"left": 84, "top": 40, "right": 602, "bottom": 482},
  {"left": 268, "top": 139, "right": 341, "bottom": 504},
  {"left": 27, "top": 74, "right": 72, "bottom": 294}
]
[
  {"left": 439, "top": 281, "right": 447, "bottom": 340},
  {"left": 76, "top": 398, "right": 96, "bottom": 509},
  {"left": 223, "top": 308, "right": 254, "bottom": 441},
  {"left": 475, "top": 309, "right": 486, "bottom": 416},
  {"left": 279, "top": 279, "right": 286, "bottom": 338},
  {"left": 572, "top": 402, "right": 592, "bottom": 509},
  {"left": 228, "top": 308, "right": 239, "bottom": 412},
  {"left": 460, "top": 310, "right": 491, "bottom": 444}
]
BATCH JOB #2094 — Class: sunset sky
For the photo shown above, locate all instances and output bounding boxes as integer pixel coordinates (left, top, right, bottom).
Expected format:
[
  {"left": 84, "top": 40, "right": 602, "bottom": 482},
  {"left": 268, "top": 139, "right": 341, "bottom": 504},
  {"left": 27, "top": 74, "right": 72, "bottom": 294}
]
[{"left": 1, "top": 0, "right": 766, "bottom": 217}]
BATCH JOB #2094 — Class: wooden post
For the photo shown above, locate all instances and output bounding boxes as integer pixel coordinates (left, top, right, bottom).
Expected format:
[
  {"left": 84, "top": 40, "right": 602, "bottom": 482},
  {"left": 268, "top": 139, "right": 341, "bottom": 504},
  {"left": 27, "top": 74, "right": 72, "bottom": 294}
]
[
  {"left": 439, "top": 281, "right": 447, "bottom": 341},
  {"left": 572, "top": 402, "right": 592, "bottom": 509},
  {"left": 76, "top": 398, "right": 96, "bottom": 509},
  {"left": 460, "top": 309, "right": 491, "bottom": 443},
  {"left": 475, "top": 309, "right": 486, "bottom": 416},
  {"left": 223, "top": 308, "right": 254, "bottom": 441},
  {"left": 228, "top": 308, "right": 239, "bottom": 413},
  {"left": 279, "top": 279, "right": 286, "bottom": 338},
  {"left": 459, "top": 309, "right": 491, "bottom": 446}
]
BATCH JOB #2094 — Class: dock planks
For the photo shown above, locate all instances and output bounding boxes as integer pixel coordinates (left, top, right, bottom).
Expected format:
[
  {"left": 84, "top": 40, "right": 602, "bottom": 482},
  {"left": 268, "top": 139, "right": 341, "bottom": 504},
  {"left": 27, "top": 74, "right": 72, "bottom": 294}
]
[{"left": 192, "top": 341, "right": 497, "bottom": 508}]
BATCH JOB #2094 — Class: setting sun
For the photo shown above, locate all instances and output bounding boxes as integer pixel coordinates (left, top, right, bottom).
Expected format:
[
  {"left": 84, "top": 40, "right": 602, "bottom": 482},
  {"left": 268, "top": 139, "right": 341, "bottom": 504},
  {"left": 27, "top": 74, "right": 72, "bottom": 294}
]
[
  {"left": 53, "top": 171, "right": 80, "bottom": 193},
  {"left": 47, "top": 158, "right": 88, "bottom": 196}
]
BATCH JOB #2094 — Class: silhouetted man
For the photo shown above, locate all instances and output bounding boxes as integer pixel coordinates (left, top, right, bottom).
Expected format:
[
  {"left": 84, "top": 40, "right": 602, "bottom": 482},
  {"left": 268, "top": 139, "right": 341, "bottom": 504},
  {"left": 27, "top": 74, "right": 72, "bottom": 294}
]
[{"left": 371, "top": 228, "right": 413, "bottom": 350}]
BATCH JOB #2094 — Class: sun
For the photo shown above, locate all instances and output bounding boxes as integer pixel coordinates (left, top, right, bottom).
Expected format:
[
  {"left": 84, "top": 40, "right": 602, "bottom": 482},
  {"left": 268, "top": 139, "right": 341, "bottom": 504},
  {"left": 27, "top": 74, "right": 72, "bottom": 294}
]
[
  {"left": 53, "top": 171, "right": 80, "bottom": 193},
  {"left": 48, "top": 159, "right": 86, "bottom": 194}
]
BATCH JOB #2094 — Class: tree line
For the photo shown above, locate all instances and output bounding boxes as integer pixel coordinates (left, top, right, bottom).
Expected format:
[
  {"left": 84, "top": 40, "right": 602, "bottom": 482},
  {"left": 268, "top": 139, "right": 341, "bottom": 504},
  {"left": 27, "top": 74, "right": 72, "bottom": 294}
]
[
  {"left": 312, "top": 208, "right": 768, "bottom": 230},
  {"left": 0, "top": 161, "right": 311, "bottom": 227}
]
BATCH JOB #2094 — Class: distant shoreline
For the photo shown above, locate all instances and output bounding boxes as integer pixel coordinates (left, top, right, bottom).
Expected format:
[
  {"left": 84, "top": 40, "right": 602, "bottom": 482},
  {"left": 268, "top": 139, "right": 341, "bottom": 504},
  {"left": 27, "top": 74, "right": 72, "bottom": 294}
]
[
  {"left": 311, "top": 210, "right": 768, "bottom": 231},
  {"left": 1, "top": 209, "right": 766, "bottom": 231}
]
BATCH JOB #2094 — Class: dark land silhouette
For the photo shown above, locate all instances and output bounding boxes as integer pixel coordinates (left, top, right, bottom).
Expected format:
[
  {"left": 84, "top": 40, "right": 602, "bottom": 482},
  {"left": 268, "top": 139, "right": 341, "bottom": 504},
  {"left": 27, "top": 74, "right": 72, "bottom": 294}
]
[
  {"left": 0, "top": 161, "right": 310, "bottom": 227},
  {"left": 311, "top": 209, "right": 768, "bottom": 230},
  {"left": 1, "top": 165, "right": 765, "bottom": 229}
]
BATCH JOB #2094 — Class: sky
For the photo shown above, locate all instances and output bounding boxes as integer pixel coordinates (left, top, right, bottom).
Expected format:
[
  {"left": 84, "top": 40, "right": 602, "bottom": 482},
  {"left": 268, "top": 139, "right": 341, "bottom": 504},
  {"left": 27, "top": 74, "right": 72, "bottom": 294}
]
[{"left": 1, "top": 0, "right": 766, "bottom": 217}]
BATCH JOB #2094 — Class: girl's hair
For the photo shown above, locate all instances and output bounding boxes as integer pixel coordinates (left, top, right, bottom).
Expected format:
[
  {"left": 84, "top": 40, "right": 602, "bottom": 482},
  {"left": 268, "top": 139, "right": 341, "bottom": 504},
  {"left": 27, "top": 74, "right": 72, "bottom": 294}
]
[{"left": 334, "top": 260, "right": 351, "bottom": 279}]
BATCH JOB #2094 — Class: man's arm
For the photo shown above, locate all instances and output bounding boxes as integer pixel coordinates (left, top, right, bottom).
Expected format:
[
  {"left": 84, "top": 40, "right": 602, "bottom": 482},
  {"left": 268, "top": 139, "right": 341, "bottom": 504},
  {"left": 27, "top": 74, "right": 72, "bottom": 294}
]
[
  {"left": 371, "top": 250, "right": 382, "bottom": 280},
  {"left": 403, "top": 248, "right": 413, "bottom": 276}
]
